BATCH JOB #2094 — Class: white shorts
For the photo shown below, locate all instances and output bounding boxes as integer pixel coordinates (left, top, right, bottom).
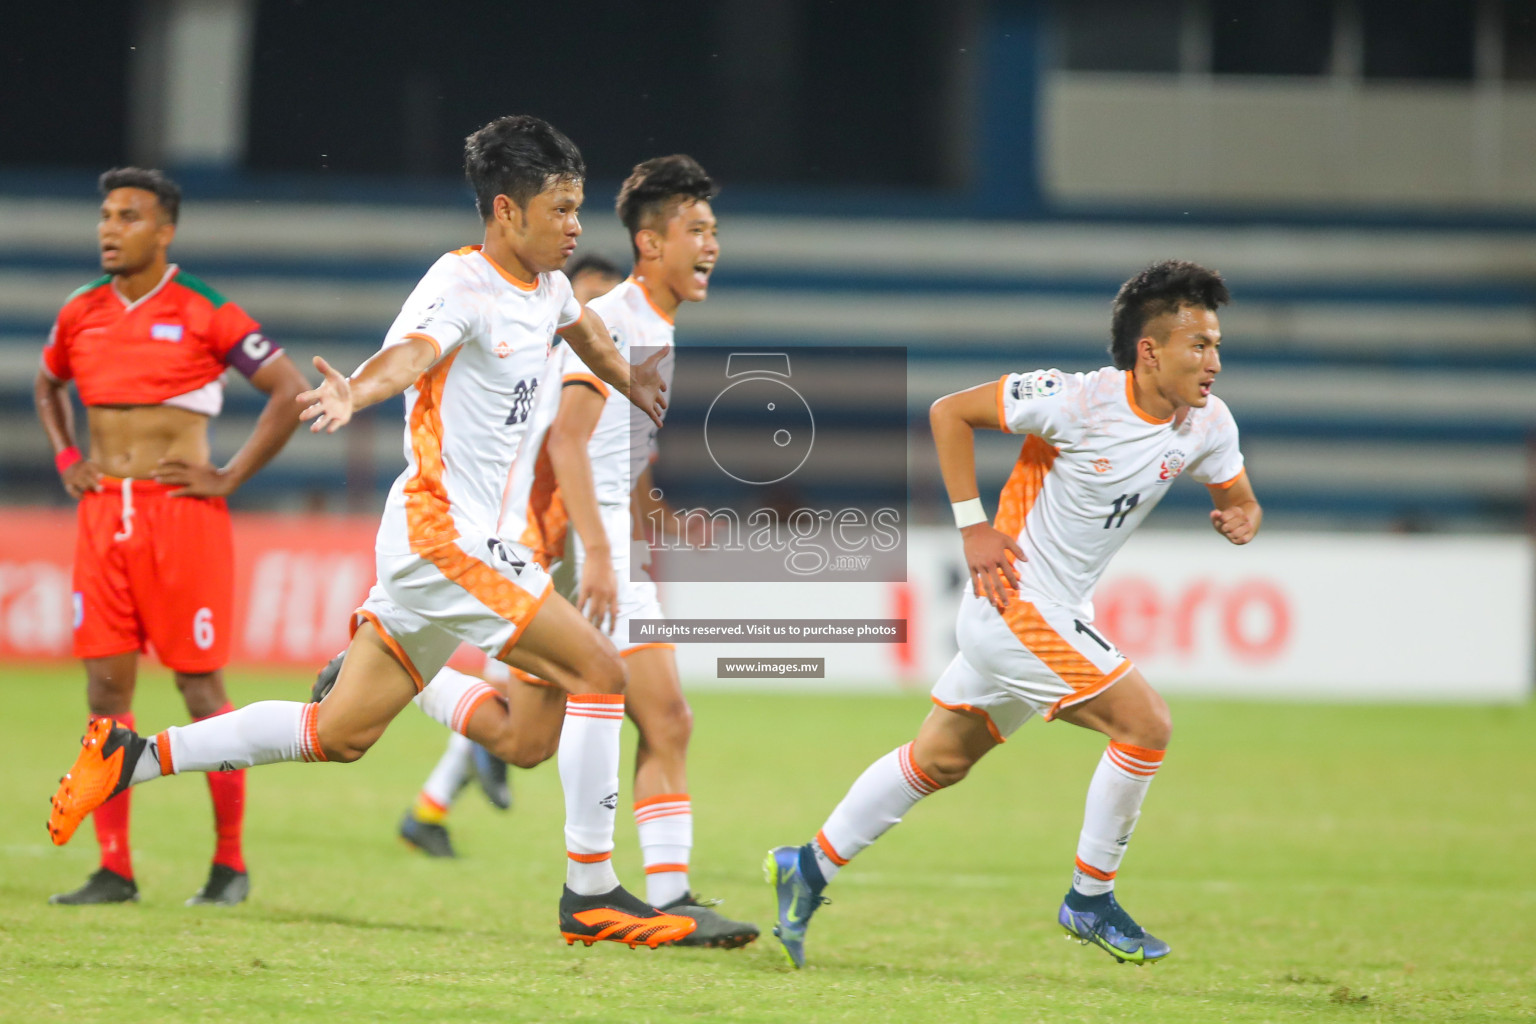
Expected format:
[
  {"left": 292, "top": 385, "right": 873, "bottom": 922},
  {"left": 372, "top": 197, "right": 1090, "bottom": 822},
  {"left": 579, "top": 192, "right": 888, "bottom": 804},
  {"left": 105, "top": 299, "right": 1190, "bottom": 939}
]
[
  {"left": 569, "top": 504, "right": 671, "bottom": 656},
  {"left": 930, "top": 590, "right": 1133, "bottom": 739},
  {"left": 356, "top": 532, "right": 553, "bottom": 691}
]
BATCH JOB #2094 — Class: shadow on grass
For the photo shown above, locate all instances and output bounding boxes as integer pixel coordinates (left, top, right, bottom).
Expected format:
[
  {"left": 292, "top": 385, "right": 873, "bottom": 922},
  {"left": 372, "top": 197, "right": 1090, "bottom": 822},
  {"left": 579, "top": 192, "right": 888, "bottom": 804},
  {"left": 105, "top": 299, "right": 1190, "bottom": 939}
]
[{"left": 257, "top": 907, "right": 494, "bottom": 936}]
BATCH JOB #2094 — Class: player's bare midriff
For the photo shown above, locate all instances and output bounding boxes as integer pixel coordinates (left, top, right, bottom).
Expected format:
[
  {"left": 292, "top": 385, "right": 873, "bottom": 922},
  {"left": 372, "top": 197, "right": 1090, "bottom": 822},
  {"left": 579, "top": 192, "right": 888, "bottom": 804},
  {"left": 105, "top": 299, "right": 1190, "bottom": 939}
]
[{"left": 86, "top": 404, "right": 210, "bottom": 478}]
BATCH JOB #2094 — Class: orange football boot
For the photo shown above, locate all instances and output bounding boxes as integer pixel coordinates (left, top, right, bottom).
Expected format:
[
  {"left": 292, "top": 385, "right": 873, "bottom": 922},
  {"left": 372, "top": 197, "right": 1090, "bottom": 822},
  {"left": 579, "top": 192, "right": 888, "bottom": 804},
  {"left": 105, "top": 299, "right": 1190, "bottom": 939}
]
[
  {"left": 559, "top": 884, "right": 699, "bottom": 948},
  {"left": 48, "top": 718, "right": 147, "bottom": 846}
]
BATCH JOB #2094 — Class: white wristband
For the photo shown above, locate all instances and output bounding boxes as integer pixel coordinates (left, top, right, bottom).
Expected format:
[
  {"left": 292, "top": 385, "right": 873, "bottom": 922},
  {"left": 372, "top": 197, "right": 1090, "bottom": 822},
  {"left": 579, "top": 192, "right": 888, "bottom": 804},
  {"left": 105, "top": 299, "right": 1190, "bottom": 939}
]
[{"left": 952, "top": 497, "right": 987, "bottom": 529}]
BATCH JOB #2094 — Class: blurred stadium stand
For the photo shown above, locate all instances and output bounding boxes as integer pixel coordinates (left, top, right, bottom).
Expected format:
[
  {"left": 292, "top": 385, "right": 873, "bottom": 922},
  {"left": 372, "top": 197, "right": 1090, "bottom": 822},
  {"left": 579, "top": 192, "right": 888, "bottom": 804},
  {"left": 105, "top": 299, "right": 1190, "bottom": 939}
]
[
  {"left": 3, "top": 0, "right": 1534, "bottom": 532},
  {"left": 3, "top": 197, "right": 1532, "bottom": 530}
]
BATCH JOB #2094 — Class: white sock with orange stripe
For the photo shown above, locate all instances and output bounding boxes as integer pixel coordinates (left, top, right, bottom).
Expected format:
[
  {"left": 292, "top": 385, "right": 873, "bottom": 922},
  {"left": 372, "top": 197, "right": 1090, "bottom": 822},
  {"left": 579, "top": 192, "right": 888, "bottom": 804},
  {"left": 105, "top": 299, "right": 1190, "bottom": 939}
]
[
  {"left": 1072, "top": 741, "right": 1165, "bottom": 896},
  {"left": 152, "top": 701, "right": 326, "bottom": 778},
  {"left": 561, "top": 694, "right": 625, "bottom": 896},
  {"left": 413, "top": 667, "right": 502, "bottom": 735},
  {"left": 811, "top": 742, "right": 943, "bottom": 883},
  {"left": 634, "top": 794, "right": 692, "bottom": 906}
]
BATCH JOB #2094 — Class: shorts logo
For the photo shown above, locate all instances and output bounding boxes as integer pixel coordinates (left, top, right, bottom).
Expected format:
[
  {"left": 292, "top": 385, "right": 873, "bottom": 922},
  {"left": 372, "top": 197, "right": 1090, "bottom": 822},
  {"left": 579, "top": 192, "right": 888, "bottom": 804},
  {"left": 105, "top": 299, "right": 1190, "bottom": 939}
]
[
  {"left": 72, "top": 592, "right": 83, "bottom": 630},
  {"left": 1011, "top": 370, "right": 1064, "bottom": 402},
  {"left": 1158, "top": 449, "right": 1187, "bottom": 482},
  {"left": 1091, "top": 457, "right": 1112, "bottom": 474},
  {"left": 151, "top": 323, "right": 184, "bottom": 342}
]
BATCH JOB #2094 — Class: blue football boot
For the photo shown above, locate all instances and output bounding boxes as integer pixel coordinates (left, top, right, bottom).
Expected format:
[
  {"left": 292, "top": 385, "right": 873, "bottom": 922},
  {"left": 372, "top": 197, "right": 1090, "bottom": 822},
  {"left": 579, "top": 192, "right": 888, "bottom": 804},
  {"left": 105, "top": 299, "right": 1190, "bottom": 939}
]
[
  {"left": 1058, "top": 890, "right": 1170, "bottom": 964},
  {"left": 763, "top": 844, "right": 829, "bottom": 968}
]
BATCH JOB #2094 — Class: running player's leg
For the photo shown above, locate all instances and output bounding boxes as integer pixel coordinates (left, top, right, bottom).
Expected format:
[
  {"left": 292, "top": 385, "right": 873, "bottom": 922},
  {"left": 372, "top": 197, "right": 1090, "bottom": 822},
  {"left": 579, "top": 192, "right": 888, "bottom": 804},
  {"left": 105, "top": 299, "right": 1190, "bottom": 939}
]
[
  {"left": 453, "top": 594, "right": 624, "bottom": 890},
  {"left": 766, "top": 654, "right": 1020, "bottom": 967},
  {"left": 425, "top": 591, "right": 693, "bottom": 944},
  {"left": 399, "top": 729, "right": 476, "bottom": 858},
  {"left": 623, "top": 643, "right": 758, "bottom": 947},
  {"left": 624, "top": 646, "right": 692, "bottom": 904},
  {"left": 1051, "top": 668, "right": 1172, "bottom": 962},
  {"left": 47, "top": 622, "right": 417, "bottom": 847}
]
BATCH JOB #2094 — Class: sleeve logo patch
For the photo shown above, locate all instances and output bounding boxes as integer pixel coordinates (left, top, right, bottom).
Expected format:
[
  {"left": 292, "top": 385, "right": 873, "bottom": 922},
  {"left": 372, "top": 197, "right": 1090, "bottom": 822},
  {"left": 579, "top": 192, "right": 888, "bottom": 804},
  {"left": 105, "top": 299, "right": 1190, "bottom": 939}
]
[
  {"left": 415, "top": 296, "right": 446, "bottom": 331},
  {"left": 1011, "top": 370, "right": 1063, "bottom": 401},
  {"left": 150, "top": 323, "right": 184, "bottom": 342}
]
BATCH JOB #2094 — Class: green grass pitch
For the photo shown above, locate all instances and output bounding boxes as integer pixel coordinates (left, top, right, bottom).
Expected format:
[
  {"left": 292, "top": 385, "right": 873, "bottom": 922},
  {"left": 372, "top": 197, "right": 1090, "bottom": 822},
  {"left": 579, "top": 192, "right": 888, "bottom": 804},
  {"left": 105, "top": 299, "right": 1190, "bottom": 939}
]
[{"left": 1, "top": 666, "right": 1532, "bottom": 1023}]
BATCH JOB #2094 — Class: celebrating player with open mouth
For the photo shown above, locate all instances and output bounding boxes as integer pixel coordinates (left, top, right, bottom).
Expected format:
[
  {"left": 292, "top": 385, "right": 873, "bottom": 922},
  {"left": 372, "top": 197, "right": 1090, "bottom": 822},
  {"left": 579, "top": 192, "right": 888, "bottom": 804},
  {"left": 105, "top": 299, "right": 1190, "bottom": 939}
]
[
  {"left": 767, "top": 260, "right": 1261, "bottom": 968},
  {"left": 46, "top": 115, "right": 696, "bottom": 948}
]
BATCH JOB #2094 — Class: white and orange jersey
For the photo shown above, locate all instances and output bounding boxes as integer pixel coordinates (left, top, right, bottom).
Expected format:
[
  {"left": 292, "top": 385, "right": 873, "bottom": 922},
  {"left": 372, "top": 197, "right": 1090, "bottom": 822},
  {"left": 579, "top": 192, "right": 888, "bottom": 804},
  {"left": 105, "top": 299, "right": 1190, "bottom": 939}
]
[
  {"left": 500, "top": 278, "right": 675, "bottom": 566},
  {"left": 375, "top": 245, "right": 582, "bottom": 557},
  {"left": 994, "top": 366, "right": 1244, "bottom": 616}
]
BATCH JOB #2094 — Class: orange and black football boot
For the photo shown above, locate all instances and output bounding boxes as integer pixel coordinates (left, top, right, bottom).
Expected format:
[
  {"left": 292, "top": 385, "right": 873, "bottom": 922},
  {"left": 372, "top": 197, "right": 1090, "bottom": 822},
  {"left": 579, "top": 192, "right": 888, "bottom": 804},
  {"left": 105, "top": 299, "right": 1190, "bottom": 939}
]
[
  {"left": 48, "top": 718, "right": 147, "bottom": 847},
  {"left": 559, "top": 884, "right": 698, "bottom": 949}
]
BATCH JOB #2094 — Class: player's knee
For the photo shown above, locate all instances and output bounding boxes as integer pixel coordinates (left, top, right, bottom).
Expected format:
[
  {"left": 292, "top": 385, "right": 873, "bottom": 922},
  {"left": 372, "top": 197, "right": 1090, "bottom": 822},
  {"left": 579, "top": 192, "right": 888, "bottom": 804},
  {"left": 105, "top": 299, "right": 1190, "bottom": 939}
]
[
  {"left": 576, "top": 646, "right": 626, "bottom": 695},
  {"left": 501, "top": 732, "right": 559, "bottom": 770},
  {"left": 920, "top": 750, "right": 974, "bottom": 788},
  {"left": 1145, "top": 693, "right": 1173, "bottom": 749},
  {"left": 1126, "top": 701, "right": 1173, "bottom": 751},
  {"left": 316, "top": 724, "right": 380, "bottom": 763}
]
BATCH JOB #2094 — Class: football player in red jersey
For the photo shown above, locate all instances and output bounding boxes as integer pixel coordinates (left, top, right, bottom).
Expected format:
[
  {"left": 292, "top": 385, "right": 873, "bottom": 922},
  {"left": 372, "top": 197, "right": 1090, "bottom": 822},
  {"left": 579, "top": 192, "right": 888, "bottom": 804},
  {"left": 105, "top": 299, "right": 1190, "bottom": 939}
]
[{"left": 33, "top": 168, "right": 308, "bottom": 906}]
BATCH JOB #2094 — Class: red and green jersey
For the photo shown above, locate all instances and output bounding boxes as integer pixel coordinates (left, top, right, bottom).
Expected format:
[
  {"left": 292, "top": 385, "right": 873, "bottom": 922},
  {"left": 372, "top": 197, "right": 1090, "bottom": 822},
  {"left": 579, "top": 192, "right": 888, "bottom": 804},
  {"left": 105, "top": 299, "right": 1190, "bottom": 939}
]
[{"left": 41, "top": 265, "right": 280, "bottom": 411}]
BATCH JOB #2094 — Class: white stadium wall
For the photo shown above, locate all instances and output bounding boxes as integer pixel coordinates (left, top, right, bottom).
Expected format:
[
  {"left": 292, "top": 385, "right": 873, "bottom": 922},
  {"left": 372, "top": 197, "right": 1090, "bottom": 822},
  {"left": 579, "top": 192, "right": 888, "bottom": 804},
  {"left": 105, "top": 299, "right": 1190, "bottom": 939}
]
[
  {"left": 1044, "top": 74, "right": 1536, "bottom": 209},
  {"left": 662, "top": 528, "right": 1534, "bottom": 702}
]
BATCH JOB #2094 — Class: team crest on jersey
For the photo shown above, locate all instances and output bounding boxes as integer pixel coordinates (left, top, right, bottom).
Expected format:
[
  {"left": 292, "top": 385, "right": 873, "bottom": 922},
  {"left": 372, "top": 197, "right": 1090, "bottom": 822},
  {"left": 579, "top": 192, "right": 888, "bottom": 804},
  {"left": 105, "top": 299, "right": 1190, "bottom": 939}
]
[
  {"left": 1092, "top": 457, "right": 1112, "bottom": 474},
  {"left": 1011, "top": 370, "right": 1064, "bottom": 402},
  {"left": 494, "top": 339, "right": 511, "bottom": 358},
  {"left": 1157, "top": 448, "right": 1187, "bottom": 482},
  {"left": 150, "top": 323, "right": 184, "bottom": 342}
]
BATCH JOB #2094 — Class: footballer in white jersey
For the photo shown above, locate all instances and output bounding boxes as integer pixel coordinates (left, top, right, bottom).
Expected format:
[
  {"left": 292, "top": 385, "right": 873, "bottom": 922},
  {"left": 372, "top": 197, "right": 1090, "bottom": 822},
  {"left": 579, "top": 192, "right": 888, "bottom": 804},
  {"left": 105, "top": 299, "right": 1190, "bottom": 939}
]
[
  {"left": 767, "top": 260, "right": 1262, "bottom": 971},
  {"left": 43, "top": 116, "right": 699, "bottom": 950},
  {"left": 417, "top": 156, "right": 757, "bottom": 948}
]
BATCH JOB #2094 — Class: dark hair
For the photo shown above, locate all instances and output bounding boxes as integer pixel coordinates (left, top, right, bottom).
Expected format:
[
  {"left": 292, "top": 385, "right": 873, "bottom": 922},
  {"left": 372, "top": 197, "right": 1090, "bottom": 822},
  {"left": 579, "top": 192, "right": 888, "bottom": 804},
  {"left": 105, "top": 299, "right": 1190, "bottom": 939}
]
[
  {"left": 565, "top": 253, "right": 624, "bottom": 281},
  {"left": 463, "top": 115, "right": 585, "bottom": 220},
  {"left": 1109, "top": 260, "right": 1230, "bottom": 370},
  {"left": 615, "top": 154, "right": 716, "bottom": 257},
  {"left": 98, "top": 167, "right": 181, "bottom": 225}
]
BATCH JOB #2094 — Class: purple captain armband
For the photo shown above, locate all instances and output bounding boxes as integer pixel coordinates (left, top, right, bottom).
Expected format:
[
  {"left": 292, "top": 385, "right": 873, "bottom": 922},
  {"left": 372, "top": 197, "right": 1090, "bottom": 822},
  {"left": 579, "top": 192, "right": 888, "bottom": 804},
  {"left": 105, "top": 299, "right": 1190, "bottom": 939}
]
[{"left": 226, "top": 332, "right": 283, "bottom": 379}]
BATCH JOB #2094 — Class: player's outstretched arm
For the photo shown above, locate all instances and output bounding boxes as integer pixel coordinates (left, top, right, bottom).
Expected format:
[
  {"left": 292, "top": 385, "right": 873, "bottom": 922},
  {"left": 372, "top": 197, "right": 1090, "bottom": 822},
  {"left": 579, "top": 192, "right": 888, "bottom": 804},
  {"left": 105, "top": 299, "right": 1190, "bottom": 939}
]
[
  {"left": 546, "top": 382, "right": 617, "bottom": 632},
  {"left": 1208, "top": 471, "right": 1262, "bottom": 545},
  {"left": 298, "top": 337, "right": 437, "bottom": 433},
  {"left": 931, "top": 383, "right": 1025, "bottom": 611},
  {"left": 33, "top": 369, "right": 101, "bottom": 498},
  {"left": 156, "top": 352, "right": 309, "bottom": 497},
  {"left": 558, "top": 310, "right": 667, "bottom": 428}
]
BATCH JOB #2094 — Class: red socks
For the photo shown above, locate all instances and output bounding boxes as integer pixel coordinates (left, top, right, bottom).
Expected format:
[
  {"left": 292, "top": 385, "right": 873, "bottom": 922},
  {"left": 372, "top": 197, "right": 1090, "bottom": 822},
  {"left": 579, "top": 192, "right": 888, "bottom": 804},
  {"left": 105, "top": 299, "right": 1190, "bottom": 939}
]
[
  {"left": 89, "top": 703, "right": 247, "bottom": 879},
  {"left": 90, "top": 713, "right": 134, "bottom": 878},
  {"left": 198, "top": 703, "right": 247, "bottom": 873}
]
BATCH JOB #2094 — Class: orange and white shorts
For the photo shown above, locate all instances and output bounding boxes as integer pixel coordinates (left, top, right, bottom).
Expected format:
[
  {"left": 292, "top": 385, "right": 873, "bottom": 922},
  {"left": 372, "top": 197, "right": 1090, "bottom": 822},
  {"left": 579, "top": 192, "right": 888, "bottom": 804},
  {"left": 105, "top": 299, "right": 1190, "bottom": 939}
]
[
  {"left": 356, "top": 532, "right": 553, "bottom": 691},
  {"left": 930, "top": 590, "right": 1133, "bottom": 740}
]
